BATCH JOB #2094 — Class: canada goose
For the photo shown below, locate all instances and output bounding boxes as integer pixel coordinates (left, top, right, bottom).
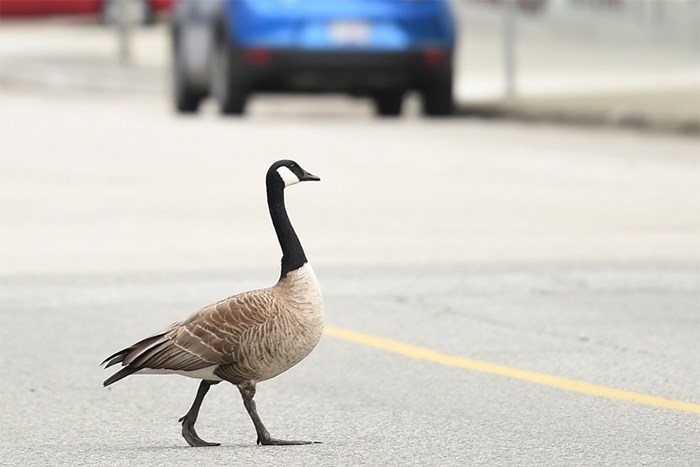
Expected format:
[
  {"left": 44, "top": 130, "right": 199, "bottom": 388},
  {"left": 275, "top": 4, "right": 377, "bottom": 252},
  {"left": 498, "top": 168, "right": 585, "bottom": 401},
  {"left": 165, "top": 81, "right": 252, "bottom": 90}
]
[{"left": 102, "top": 159, "right": 324, "bottom": 447}]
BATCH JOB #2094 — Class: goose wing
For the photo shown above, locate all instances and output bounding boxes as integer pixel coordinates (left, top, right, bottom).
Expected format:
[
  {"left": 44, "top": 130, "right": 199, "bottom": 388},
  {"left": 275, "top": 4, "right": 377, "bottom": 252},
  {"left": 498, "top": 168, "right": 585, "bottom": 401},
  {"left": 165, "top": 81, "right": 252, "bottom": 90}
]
[
  {"left": 168, "top": 288, "right": 276, "bottom": 366},
  {"left": 102, "top": 288, "right": 277, "bottom": 386}
]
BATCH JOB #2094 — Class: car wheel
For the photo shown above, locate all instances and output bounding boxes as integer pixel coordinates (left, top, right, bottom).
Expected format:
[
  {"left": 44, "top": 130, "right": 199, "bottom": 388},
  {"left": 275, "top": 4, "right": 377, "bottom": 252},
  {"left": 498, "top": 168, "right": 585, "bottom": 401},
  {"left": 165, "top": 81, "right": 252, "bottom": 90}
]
[
  {"left": 173, "top": 56, "right": 203, "bottom": 114},
  {"left": 373, "top": 90, "right": 404, "bottom": 117},
  {"left": 172, "top": 29, "right": 205, "bottom": 113},
  {"left": 212, "top": 44, "right": 247, "bottom": 116},
  {"left": 421, "top": 74, "right": 454, "bottom": 117}
]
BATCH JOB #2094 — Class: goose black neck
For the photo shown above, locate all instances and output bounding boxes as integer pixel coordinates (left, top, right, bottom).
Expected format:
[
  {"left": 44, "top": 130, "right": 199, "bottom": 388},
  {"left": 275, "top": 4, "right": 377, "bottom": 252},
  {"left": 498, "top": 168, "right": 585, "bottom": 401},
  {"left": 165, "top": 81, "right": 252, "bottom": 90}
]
[{"left": 267, "top": 179, "right": 308, "bottom": 279}]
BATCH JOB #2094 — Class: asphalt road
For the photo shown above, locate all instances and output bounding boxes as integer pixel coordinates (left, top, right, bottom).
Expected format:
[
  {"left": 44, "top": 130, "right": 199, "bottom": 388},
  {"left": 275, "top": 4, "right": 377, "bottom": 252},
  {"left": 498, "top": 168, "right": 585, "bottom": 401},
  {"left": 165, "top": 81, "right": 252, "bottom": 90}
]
[{"left": 1, "top": 90, "right": 699, "bottom": 466}]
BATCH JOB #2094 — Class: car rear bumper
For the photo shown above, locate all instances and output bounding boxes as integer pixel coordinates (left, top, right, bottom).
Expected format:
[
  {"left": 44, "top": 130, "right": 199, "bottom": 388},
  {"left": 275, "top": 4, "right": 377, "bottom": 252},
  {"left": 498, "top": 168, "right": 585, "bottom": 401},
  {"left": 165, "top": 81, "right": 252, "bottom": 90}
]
[{"left": 231, "top": 48, "right": 452, "bottom": 93}]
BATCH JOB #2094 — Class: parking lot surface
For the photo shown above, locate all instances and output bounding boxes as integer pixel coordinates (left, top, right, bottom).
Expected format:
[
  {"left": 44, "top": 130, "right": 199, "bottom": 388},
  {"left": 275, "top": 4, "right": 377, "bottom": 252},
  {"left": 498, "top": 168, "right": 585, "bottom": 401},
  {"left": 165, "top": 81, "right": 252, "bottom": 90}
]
[{"left": 1, "top": 89, "right": 699, "bottom": 466}]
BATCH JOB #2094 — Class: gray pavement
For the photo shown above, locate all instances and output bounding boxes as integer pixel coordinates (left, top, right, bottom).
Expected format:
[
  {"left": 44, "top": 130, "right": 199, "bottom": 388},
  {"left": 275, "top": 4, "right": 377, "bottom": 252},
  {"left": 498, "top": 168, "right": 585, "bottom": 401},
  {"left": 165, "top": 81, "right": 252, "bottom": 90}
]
[
  {"left": 2, "top": 90, "right": 699, "bottom": 274},
  {"left": 1, "top": 264, "right": 699, "bottom": 466},
  {"left": 1, "top": 88, "right": 699, "bottom": 465}
]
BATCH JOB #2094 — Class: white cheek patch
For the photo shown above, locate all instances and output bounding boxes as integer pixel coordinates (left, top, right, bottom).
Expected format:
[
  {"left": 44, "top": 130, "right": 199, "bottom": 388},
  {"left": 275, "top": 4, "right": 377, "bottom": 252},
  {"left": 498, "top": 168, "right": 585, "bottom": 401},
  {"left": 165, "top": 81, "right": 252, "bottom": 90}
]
[{"left": 277, "top": 166, "right": 300, "bottom": 187}]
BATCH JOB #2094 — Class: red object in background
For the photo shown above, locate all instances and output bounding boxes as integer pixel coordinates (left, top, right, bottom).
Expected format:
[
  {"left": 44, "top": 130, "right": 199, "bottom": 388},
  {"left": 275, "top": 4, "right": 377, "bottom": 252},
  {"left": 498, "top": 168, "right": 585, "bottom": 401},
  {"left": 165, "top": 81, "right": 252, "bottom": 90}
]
[
  {"left": 0, "top": 0, "right": 172, "bottom": 17},
  {"left": 241, "top": 48, "right": 271, "bottom": 65},
  {"left": 0, "top": 0, "right": 101, "bottom": 16},
  {"left": 422, "top": 48, "right": 445, "bottom": 66},
  {"left": 149, "top": 0, "right": 171, "bottom": 12}
]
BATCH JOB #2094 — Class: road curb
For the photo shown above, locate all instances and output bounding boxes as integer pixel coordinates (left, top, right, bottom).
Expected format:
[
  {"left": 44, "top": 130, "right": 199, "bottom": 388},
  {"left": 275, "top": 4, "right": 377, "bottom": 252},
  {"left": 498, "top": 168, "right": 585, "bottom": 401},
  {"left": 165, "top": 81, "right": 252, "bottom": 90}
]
[{"left": 457, "top": 97, "right": 700, "bottom": 136}]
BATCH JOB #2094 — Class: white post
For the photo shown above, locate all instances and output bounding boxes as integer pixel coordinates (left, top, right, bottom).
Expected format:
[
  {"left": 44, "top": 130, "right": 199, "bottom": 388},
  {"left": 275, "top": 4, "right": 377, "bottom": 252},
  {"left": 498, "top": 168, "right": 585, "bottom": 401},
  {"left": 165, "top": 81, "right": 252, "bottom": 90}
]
[
  {"left": 502, "top": 0, "right": 517, "bottom": 98},
  {"left": 117, "top": 0, "right": 132, "bottom": 66},
  {"left": 650, "top": 0, "right": 665, "bottom": 25}
]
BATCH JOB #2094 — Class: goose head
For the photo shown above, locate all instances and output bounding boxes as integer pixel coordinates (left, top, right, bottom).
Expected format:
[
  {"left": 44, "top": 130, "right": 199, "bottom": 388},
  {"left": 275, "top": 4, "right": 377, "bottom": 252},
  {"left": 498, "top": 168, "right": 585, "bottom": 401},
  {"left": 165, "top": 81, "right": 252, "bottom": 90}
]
[{"left": 268, "top": 160, "right": 320, "bottom": 189}]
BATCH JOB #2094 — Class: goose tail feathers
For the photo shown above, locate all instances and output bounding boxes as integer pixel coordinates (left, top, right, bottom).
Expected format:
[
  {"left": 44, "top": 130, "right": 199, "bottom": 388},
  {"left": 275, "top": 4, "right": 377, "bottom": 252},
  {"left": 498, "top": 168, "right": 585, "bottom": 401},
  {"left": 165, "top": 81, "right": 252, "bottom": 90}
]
[
  {"left": 103, "top": 366, "right": 140, "bottom": 387},
  {"left": 101, "top": 333, "right": 168, "bottom": 387}
]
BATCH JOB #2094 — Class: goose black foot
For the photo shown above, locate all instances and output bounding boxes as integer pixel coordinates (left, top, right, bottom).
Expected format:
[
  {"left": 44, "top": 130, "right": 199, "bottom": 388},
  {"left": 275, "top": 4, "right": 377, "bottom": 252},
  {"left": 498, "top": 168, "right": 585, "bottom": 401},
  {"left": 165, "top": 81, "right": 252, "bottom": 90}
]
[
  {"left": 257, "top": 435, "right": 321, "bottom": 446},
  {"left": 178, "top": 380, "right": 220, "bottom": 447},
  {"left": 179, "top": 415, "right": 220, "bottom": 447},
  {"left": 238, "top": 381, "right": 320, "bottom": 447}
]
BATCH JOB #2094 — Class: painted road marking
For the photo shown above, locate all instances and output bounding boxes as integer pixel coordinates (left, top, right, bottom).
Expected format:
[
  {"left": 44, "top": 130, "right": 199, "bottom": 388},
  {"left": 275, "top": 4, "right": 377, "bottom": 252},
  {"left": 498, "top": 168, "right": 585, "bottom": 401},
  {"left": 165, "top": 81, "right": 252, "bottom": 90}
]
[{"left": 324, "top": 325, "right": 700, "bottom": 415}]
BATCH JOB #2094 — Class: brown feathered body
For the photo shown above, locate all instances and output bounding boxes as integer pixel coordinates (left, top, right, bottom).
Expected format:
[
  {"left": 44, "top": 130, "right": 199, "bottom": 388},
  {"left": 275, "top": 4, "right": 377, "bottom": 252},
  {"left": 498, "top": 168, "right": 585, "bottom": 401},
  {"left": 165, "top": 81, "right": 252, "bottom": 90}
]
[{"left": 104, "top": 264, "right": 324, "bottom": 386}]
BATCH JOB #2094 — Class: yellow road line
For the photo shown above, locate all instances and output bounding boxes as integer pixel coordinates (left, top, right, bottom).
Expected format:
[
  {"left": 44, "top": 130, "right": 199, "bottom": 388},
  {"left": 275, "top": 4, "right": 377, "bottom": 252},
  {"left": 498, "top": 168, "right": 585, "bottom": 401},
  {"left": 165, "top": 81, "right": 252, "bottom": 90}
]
[{"left": 324, "top": 325, "right": 700, "bottom": 415}]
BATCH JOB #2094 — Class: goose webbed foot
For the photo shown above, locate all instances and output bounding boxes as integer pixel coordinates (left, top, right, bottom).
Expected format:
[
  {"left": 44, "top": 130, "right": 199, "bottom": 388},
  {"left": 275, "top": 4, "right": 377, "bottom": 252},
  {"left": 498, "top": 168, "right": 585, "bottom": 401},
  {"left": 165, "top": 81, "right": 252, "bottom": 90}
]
[
  {"left": 179, "top": 380, "right": 220, "bottom": 447},
  {"left": 257, "top": 434, "right": 321, "bottom": 446},
  {"left": 179, "top": 415, "right": 221, "bottom": 447},
  {"left": 238, "top": 381, "right": 321, "bottom": 447}
]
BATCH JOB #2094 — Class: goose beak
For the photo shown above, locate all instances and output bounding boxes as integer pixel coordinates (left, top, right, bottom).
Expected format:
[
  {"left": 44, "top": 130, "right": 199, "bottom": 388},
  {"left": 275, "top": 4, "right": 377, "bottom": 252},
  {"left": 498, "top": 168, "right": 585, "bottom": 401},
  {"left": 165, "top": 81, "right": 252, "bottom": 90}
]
[{"left": 300, "top": 170, "right": 320, "bottom": 182}]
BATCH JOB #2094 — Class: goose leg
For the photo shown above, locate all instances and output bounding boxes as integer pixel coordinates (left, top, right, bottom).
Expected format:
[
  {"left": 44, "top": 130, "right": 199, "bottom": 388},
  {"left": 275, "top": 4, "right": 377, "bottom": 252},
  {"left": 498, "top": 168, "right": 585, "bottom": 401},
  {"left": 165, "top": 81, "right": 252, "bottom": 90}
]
[
  {"left": 178, "top": 380, "right": 221, "bottom": 447},
  {"left": 238, "top": 381, "right": 320, "bottom": 446}
]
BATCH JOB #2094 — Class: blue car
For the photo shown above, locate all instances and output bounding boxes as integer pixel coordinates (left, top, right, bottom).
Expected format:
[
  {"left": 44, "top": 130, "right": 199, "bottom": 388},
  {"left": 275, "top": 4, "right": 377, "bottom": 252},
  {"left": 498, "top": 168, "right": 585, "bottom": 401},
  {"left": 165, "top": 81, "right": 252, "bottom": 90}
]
[{"left": 172, "top": 0, "right": 456, "bottom": 116}]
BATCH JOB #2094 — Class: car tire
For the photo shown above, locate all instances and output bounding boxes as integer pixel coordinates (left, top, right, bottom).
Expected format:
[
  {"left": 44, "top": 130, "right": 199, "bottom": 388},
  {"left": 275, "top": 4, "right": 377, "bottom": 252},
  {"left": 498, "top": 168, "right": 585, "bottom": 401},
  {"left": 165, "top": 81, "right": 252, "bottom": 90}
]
[
  {"left": 212, "top": 44, "right": 247, "bottom": 116},
  {"left": 422, "top": 73, "right": 454, "bottom": 117},
  {"left": 172, "top": 30, "right": 205, "bottom": 114},
  {"left": 173, "top": 61, "right": 204, "bottom": 114},
  {"left": 373, "top": 90, "right": 404, "bottom": 117}
]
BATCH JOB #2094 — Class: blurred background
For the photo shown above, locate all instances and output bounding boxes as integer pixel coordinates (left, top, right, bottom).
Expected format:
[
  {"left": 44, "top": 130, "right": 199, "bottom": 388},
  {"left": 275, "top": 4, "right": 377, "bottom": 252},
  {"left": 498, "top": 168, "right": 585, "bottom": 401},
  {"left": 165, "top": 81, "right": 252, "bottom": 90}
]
[
  {"left": 0, "top": 0, "right": 698, "bottom": 127},
  {"left": 1, "top": 1, "right": 699, "bottom": 465},
  {"left": 1, "top": 0, "right": 698, "bottom": 273}
]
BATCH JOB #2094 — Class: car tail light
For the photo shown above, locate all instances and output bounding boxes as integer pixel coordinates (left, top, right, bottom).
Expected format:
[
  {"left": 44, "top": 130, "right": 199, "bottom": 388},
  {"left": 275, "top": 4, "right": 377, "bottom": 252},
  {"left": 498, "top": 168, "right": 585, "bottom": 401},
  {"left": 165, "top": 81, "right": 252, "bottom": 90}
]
[
  {"left": 422, "top": 48, "right": 444, "bottom": 66},
  {"left": 241, "top": 48, "right": 271, "bottom": 65}
]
